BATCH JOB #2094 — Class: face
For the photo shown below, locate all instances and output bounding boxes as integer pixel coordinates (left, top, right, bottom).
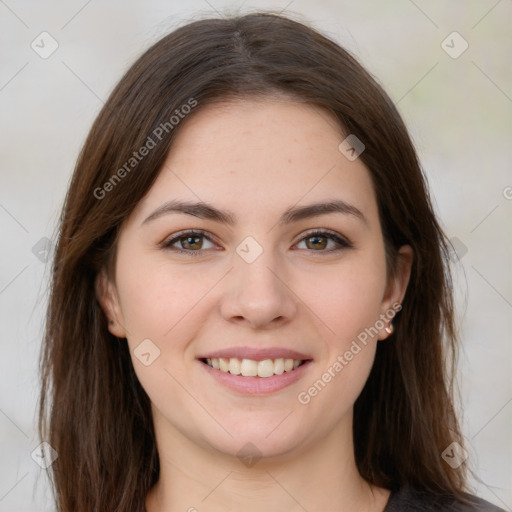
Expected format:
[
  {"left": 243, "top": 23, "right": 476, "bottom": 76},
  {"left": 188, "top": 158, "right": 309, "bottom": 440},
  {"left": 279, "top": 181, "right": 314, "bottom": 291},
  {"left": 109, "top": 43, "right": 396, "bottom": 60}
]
[{"left": 97, "top": 97, "right": 412, "bottom": 462}]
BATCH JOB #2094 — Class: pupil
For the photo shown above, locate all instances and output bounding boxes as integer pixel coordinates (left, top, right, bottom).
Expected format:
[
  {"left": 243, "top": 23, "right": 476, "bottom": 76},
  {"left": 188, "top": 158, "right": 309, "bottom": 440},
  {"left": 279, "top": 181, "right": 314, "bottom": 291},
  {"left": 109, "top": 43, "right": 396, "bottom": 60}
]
[
  {"left": 309, "top": 236, "right": 326, "bottom": 250},
  {"left": 184, "top": 236, "right": 201, "bottom": 249}
]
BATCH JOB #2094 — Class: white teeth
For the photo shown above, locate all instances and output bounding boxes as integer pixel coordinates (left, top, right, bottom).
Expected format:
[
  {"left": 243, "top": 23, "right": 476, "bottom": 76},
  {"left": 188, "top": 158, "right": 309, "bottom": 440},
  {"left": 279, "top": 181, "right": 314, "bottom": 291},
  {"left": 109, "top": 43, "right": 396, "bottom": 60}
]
[
  {"left": 240, "top": 358, "right": 258, "bottom": 377},
  {"left": 205, "top": 357, "right": 304, "bottom": 377},
  {"left": 257, "top": 359, "right": 274, "bottom": 378},
  {"left": 219, "top": 357, "right": 230, "bottom": 372},
  {"left": 229, "top": 357, "right": 241, "bottom": 375},
  {"left": 274, "top": 358, "right": 284, "bottom": 375}
]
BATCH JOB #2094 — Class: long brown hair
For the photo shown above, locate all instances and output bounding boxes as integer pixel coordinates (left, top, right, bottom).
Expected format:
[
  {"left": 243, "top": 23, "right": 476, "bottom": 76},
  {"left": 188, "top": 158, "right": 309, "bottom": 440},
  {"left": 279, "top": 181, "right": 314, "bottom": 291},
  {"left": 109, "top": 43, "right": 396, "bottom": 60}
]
[{"left": 39, "top": 11, "right": 472, "bottom": 511}]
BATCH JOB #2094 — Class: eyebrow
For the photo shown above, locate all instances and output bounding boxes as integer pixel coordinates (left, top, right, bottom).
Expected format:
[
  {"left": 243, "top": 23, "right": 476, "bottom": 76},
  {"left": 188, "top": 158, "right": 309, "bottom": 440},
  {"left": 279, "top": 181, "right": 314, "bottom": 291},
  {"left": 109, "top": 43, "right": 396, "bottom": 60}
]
[{"left": 141, "top": 199, "right": 367, "bottom": 227}]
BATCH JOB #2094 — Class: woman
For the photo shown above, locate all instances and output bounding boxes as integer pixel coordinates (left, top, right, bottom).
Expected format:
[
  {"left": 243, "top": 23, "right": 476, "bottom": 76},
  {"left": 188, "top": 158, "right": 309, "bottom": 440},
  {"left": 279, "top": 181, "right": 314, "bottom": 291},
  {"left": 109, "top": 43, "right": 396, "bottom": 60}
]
[{"left": 38, "top": 11, "right": 505, "bottom": 512}]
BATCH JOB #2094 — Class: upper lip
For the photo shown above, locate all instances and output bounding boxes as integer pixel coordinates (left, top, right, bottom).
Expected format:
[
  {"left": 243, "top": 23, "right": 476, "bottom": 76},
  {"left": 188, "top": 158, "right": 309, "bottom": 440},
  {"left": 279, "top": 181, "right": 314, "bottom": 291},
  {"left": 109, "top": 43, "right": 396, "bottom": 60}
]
[{"left": 197, "top": 346, "right": 313, "bottom": 361}]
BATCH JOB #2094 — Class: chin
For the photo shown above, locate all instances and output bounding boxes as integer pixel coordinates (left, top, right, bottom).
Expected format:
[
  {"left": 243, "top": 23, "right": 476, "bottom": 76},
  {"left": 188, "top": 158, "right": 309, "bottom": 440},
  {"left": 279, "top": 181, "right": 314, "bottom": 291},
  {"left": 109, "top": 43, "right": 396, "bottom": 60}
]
[{"left": 198, "top": 422, "right": 308, "bottom": 463}]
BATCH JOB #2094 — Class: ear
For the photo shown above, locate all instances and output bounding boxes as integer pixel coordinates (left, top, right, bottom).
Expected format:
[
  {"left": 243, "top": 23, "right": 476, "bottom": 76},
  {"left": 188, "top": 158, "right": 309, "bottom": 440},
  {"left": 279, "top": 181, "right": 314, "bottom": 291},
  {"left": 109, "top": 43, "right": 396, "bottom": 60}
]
[
  {"left": 377, "top": 244, "right": 413, "bottom": 340},
  {"left": 95, "top": 268, "right": 127, "bottom": 338}
]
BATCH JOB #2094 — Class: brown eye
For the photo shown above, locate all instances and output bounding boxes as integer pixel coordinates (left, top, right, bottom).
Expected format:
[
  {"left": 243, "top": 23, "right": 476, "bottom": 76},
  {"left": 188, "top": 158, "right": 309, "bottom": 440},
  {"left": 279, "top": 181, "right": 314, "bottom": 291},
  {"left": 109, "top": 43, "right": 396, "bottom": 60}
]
[
  {"left": 178, "top": 235, "right": 204, "bottom": 250},
  {"left": 162, "top": 230, "right": 216, "bottom": 256},
  {"left": 304, "top": 234, "right": 328, "bottom": 250},
  {"left": 295, "top": 230, "right": 352, "bottom": 253}
]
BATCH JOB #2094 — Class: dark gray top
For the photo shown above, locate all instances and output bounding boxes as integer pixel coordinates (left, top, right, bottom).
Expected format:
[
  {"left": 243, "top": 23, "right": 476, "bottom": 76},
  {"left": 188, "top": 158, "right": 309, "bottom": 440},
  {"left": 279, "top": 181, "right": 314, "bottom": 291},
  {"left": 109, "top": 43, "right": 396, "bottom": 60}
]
[{"left": 383, "top": 486, "right": 506, "bottom": 511}]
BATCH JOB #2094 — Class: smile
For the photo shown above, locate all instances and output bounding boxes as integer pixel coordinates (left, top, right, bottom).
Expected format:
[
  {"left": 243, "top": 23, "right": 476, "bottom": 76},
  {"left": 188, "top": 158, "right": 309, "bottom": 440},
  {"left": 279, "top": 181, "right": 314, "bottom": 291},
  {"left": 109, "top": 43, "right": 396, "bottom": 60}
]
[
  {"left": 202, "top": 357, "right": 305, "bottom": 378},
  {"left": 197, "top": 347, "right": 313, "bottom": 394}
]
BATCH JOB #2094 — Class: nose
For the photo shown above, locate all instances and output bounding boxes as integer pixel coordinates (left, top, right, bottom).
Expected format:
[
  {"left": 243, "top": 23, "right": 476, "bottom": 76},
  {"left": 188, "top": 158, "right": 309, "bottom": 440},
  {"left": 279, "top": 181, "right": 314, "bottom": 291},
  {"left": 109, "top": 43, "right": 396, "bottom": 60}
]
[{"left": 219, "top": 246, "right": 298, "bottom": 330}]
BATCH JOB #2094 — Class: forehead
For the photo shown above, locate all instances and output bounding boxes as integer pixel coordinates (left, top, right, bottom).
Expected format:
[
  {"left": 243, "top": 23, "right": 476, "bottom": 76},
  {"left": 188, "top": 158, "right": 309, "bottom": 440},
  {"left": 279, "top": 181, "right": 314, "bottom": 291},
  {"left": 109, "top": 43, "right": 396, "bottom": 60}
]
[{"left": 130, "top": 98, "right": 379, "bottom": 227}]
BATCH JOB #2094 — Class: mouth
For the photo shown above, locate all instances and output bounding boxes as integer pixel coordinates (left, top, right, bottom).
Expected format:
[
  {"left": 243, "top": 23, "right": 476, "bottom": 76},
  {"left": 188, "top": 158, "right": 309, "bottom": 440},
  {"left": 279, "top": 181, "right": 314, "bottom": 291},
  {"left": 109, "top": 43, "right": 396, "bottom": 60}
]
[
  {"left": 196, "top": 347, "right": 313, "bottom": 394},
  {"left": 200, "top": 357, "right": 310, "bottom": 378}
]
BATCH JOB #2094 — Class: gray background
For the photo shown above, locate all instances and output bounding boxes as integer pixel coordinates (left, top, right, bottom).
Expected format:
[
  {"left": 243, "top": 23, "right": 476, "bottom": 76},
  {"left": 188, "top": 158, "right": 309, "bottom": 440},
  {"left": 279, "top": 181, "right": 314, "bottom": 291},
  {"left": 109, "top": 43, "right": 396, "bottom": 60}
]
[{"left": 0, "top": 0, "right": 511, "bottom": 510}]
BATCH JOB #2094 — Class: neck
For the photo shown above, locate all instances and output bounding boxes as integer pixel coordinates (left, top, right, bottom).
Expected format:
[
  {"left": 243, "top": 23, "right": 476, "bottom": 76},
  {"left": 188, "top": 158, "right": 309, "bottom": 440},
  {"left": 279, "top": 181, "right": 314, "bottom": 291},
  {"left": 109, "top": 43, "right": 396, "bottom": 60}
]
[{"left": 145, "top": 409, "right": 390, "bottom": 512}]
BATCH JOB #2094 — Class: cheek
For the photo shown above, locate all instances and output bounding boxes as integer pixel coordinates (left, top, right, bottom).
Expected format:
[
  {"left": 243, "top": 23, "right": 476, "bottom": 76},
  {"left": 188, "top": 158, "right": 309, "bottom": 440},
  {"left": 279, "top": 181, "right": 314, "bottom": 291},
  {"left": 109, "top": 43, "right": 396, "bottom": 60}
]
[
  {"left": 294, "top": 274, "right": 384, "bottom": 425},
  {"left": 115, "top": 254, "right": 210, "bottom": 343},
  {"left": 114, "top": 256, "right": 216, "bottom": 395},
  {"left": 297, "top": 253, "right": 387, "bottom": 345},
  {"left": 292, "top": 252, "right": 386, "bottom": 400},
  {"left": 115, "top": 259, "right": 209, "bottom": 425}
]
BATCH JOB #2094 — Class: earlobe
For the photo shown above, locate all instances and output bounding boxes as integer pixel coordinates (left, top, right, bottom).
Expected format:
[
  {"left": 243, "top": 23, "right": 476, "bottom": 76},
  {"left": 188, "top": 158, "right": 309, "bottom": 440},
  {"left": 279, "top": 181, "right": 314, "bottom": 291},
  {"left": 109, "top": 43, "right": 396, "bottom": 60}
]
[
  {"left": 94, "top": 269, "right": 126, "bottom": 338},
  {"left": 378, "top": 244, "right": 413, "bottom": 340}
]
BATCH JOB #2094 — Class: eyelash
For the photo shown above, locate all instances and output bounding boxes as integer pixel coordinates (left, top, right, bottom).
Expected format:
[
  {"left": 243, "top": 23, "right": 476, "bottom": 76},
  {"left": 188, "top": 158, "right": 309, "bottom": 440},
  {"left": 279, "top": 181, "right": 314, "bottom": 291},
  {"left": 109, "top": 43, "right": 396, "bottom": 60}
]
[{"left": 161, "top": 229, "right": 353, "bottom": 257}]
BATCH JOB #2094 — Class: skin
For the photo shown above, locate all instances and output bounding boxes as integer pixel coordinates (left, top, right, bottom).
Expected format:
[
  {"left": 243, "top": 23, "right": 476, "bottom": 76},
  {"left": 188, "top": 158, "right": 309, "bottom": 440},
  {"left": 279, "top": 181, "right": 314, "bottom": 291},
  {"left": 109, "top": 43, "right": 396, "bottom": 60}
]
[{"left": 96, "top": 97, "right": 413, "bottom": 511}]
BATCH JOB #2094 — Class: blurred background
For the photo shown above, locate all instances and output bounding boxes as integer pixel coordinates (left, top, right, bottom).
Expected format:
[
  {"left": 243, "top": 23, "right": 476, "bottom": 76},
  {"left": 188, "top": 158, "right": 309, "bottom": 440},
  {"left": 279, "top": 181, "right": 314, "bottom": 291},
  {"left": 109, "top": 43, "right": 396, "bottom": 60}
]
[{"left": 0, "top": 0, "right": 511, "bottom": 510}]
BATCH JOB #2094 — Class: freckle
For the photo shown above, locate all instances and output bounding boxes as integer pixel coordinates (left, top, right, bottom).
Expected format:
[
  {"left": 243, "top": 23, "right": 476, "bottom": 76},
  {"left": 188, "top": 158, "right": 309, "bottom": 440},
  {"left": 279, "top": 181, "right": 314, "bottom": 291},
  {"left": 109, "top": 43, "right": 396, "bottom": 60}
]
[{"left": 288, "top": 158, "right": 292, "bottom": 164}]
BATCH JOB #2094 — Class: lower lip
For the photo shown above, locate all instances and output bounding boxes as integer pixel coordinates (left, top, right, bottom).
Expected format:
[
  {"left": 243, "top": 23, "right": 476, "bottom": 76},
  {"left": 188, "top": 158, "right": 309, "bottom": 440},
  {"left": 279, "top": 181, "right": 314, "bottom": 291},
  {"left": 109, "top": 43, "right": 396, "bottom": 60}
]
[{"left": 199, "top": 360, "right": 313, "bottom": 394}]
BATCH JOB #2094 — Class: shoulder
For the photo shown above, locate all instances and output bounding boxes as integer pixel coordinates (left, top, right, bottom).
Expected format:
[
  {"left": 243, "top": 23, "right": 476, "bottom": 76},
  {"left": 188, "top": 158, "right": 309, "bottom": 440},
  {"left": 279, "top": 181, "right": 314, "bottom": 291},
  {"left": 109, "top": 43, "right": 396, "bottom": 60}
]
[{"left": 383, "top": 485, "right": 506, "bottom": 512}]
